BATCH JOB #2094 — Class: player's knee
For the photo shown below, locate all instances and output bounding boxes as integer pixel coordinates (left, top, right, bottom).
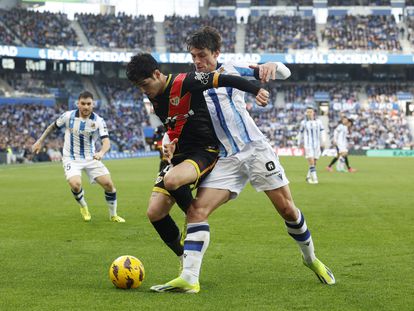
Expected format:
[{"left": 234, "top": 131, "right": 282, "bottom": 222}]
[
  {"left": 278, "top": 200, "right": 298, "bottom": 221},
  {"left": 146, "top": 203, "right": 166, "bottom": 222},
  {"left": 103, "top": 182, "right": 115, "bottom": 192},
  {"left": 69, "top": 181, "right": 82, "bottom": 192},
  {"left": 187, "top": 202, "right": 210, "bottom": 222},
  {"left": 163, "top": 174, "right": 180, "bottom": 191}
]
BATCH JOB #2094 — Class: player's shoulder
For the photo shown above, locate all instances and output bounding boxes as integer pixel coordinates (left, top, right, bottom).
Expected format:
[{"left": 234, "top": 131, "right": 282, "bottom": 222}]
[{"left": 91, "top": 112, "right": 105, "bottom": 122}]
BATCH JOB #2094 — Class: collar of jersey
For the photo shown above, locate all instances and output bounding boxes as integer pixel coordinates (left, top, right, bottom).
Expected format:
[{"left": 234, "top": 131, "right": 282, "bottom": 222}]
[
  {"left": 75, "top": 109, "right": 96, "bottom": 120},
  {"left": 163, "top": 74, "right": 173, "bottom": 93}
]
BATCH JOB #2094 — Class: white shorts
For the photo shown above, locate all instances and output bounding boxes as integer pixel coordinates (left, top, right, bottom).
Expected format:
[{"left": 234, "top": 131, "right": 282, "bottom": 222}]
[
  {"left": 304, "top": 147, "right": 321, "bottom": 159},
  {"left": 336, "top": 143, "right": 348, "bottom": 154},
  {"left": 62, "top": 158, "right": 110, "bottom": 184},
  {"left": 200, "top": 140, "right": 289, "bottom": 200}
]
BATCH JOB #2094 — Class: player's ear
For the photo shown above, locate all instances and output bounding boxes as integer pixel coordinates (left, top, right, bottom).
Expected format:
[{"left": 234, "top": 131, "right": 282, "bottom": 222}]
[
  {"left": 153, "top": 69, "right": 161, "bottom": 79},
  {"left": 213, "top": 50, "right": 220, "bottom": 59}
]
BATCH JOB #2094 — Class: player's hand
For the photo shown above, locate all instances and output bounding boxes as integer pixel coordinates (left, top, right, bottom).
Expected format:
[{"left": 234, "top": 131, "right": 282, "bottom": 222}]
[
  {"left": 255, "top": 88, "right": 269, "bottom": 107},
  {"left": 249, "top": 63, "right": 277, "bottom": 83},
  {"left": 163, "top": 138, "right": 178, "bottom": 163},
  {"left": 31, "top": 141, "right": 42, "bottom": 154},
  {"left": 93, "top": 151, "right": 104, "bottom": 161}
]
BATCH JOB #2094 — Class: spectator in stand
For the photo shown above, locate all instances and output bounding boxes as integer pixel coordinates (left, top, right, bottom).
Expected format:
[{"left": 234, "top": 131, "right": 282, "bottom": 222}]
[
  {"left": 323, "top": 15, "right": 401, "bottom": 51},
  {"left": 76, "top": 12, "right": 155, "bottom": 50},
  {"left": 245, "top": 15, "right": 318, "bottom": 53},
  {"left": 163, "top": 15, "right": 236, "bottom": 52},
  {"left": 0, "top": 8, "right": 79, "bottom": 47}
]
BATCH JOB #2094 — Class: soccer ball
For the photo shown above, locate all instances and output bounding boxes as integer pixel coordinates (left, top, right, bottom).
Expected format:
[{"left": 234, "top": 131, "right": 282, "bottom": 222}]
[{"left": 109, "top": 255, "right": 145, "bottom": 289}]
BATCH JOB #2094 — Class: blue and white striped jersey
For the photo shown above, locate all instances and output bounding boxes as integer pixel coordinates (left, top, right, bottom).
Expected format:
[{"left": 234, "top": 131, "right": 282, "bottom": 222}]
[
  {"left": 55, "top": 110, "right": 109, "bottom": 160},
  {"left": 204, "top": 61, "right": 290, "bottom": 157},
  {"left": 334, "top": 123, "right": 348, "bottom": 147},
  {"left": 299, "top": 118, "right": 324, "bottom": 149}
]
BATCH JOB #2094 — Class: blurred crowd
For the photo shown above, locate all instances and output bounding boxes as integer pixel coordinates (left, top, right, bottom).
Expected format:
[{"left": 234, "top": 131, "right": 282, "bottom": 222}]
[
  {"left": 1, "top": 80, "right": 413, "bottom": 164},
  {"left": 163, "top": 15, "right": 236, "bottom": 52},
  {"left": 0, "top": 8, "right": 410, "bottom": 54},
  {"left": 245, "top": 16, "right": 318, "bottom": 53},
  {"left": 75, "top": 12, "right": 155, "bottom": 50},
  {"left": 0, "top": 8, "right": 79, "bottom": 47},
  {"left": 323, "top": 15, "right": 401, "bottom": 51}
]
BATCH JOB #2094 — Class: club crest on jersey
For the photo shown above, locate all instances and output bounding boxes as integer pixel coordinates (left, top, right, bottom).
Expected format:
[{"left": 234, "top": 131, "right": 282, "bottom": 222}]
[
  {"left": 90, "top": 122, "right": 96, "bottom": 129},
  {"left": 170, "top": 96, "right": 180, "bottom": 106},
  {"left": 194, "top": 72, "right": 210, "bottom": 85}
]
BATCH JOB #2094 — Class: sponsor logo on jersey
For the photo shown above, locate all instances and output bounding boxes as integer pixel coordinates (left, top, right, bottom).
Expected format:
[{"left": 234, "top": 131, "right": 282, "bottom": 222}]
[
  {"left": 265, "top": 161, "right": 275, "bottom": 171},
  {"left": 194, "top": 72, "right": 210, "bottom": 85},
  {"left": 170, "top": 96, "right": 180, "bottom": 106}
]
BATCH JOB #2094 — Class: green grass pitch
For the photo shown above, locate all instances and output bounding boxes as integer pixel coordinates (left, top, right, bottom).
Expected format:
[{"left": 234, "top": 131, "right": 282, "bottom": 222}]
[{"left": 1, "top": 156, "right": 413, "bottom": 311}]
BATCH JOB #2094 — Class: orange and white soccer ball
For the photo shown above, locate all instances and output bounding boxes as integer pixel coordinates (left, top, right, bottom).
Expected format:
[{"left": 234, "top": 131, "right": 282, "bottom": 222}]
[{"left": 109, "top": 255, "right": 145, "bottom": 289}]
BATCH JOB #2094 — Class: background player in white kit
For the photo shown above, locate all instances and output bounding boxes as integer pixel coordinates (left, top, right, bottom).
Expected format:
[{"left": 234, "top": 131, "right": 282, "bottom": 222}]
[
  {"left": 298, "top": 106, "right": 325, "bottom": 184},
  {"left": 32, "top": 91, "right": 125, "bottom": 222},
  {"left": 326, "top": 116, "right": 357, "bottom": 173},
  {"left": 150, "top": 27, "right": 335, "bottom": 293}
]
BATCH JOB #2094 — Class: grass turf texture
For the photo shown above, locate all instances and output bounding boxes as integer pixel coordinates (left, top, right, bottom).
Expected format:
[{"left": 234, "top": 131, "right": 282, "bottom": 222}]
[{"left": 0, "top": 156, "right": 413, "bottom": 311}]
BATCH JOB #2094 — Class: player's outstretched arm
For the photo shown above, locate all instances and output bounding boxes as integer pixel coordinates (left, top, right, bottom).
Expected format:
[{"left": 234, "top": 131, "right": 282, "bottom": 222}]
[
  {"left": 94, "top": 137, "right": 110, "bottom": 160},
  {"left": 218, "top": 74, "right": 269, "bottom": 106},
  {"left": 32, "top": 122, "right": 57, "bottom": 154},
  {"left": 249, "top": 62, "right": 291, "bottom": 82}
]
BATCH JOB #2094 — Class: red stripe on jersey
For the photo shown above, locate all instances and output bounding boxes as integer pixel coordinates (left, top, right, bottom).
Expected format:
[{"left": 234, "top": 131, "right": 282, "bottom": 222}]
[{"left": 167, "top": 73, "right": 192, "bottom": 141}]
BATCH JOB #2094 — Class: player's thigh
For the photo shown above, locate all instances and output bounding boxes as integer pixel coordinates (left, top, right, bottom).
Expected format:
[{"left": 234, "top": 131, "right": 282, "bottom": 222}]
[
  {"left": 84, "top": 160, "right": 110, "bottom": 184},
  {"left": 62, "top": 159, "right": 82, "bottom": 182},
  {"left": 147, "top": 191, "right": 175, "bottom": 221},
  {"left": 249, "top": 142, "right": 289, "bottom": 191},
  {"left": 95, "top": 174, "right": 115, "bottom": 192},
  {"left": 199, "top": 155, "right": 248, "bottom": 200},
  {"left": 166, "top": 150, "right": 219, "bottom": 189},
  {"left": 164, "top": 161, "right": 198, "bottom": 189},
  {"left": 189, "top": 187, "right": 231, "bottom": 222},
  {"left": 337, "top": 144, "right": 348, "bottom": 154}
]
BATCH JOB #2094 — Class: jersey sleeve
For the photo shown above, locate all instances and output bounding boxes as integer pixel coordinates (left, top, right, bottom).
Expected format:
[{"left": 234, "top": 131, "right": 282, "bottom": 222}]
[
  {"left": 97, "top": 118, "right": 109, "bottom": 139},
  {"left": 55, "top": 111, "right": 68, "bottom": 129},
  {"left": 223, "top": 61, "right": 258, "bottom": 79}
]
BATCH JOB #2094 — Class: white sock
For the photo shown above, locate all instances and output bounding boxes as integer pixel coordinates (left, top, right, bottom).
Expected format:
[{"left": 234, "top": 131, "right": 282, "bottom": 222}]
[
  {"left": 285, "top": 209, "right": 316, "bottom": 264},
  {"left": 71, "top": 188, "right": 87, "bottom": 208},
  {"left": 105, "top": 191, "right": 117, "bottom": 217},
  {"left": 180, "top": 222, "right": 210, "bottom": 285}
]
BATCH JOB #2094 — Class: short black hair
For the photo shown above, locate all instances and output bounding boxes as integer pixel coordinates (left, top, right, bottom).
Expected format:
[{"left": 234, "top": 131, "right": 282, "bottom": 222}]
[
  {"left": 126, "top": 53, "right": 159, "bottom": 84},
  {"left": 78, "top": 90, "right": 93, "bottom": 100},
  {"left": 186, "top": 26, "right": 222, "bottom": 53}
]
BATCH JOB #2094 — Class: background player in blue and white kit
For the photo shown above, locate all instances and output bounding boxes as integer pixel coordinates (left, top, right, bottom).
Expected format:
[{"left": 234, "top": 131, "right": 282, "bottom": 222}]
[
  {"left": 298, "top": 106, "right": 325, "bottom": 184},
  {"left": 326, "top": 116, "right": 357, "bottom": 173},
  {"left": 150, "top": 27, "right": 335, "bottom": 293},
  {"left": 32, "top": 91, "right": 125, "bottom": 222}
]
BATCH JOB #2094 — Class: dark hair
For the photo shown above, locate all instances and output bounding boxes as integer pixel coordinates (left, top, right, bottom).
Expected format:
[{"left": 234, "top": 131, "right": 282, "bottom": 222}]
[
  {"left": 78, "top": 90, "right": 93, "bottom": 100},
  {"left": 126, "top": 53, "right": 159, "bottom": 83},
  {"left": 186, "top": 26, "right": 222, "bottom": 52}
]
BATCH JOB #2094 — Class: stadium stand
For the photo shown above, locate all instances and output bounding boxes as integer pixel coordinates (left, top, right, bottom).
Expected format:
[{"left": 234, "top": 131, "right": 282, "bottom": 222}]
[
  {"left": 0, "top": 8, "right": 79, "bottom": 47},
  {"left": 323, "top": 15, "right": 402, "bottom": 51},
  {"left": 163, "top": 15, "right": 236, "bottom": 52},
  {"left": 75, "top": 12, "right": 156, "bottom": 50},
  {"left": 1, "top": 3, "right": 414, "bottom": 164},
  {"left": 245, "top": 15, "right": 318, "bottom": 53}
]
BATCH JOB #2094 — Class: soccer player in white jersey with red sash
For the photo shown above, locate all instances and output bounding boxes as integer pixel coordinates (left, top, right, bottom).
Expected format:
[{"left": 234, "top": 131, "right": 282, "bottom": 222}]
[
  {"left": 32, "top": 91, "right": 125, "bottom": 223},
  {"left": 299, "top": 106, "right": 325, "bottom": 184},
  {"left": 150, "top": 27, "right": 335, "bottom": 293}
]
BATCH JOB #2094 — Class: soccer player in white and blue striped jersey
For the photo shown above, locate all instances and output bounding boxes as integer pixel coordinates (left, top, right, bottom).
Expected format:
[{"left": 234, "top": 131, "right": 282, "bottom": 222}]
[
  {"left": 150, "top": 27, "right": 335, "bottom": 293},
  {"left": 298, "top": 106, "right": 325, "bottom": 184},
  {"left": 32, "top": 91, "right": 125, "bottom": 223},
  {"left": 327, "top": 116, "right": 356, "bottom": 173}
]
